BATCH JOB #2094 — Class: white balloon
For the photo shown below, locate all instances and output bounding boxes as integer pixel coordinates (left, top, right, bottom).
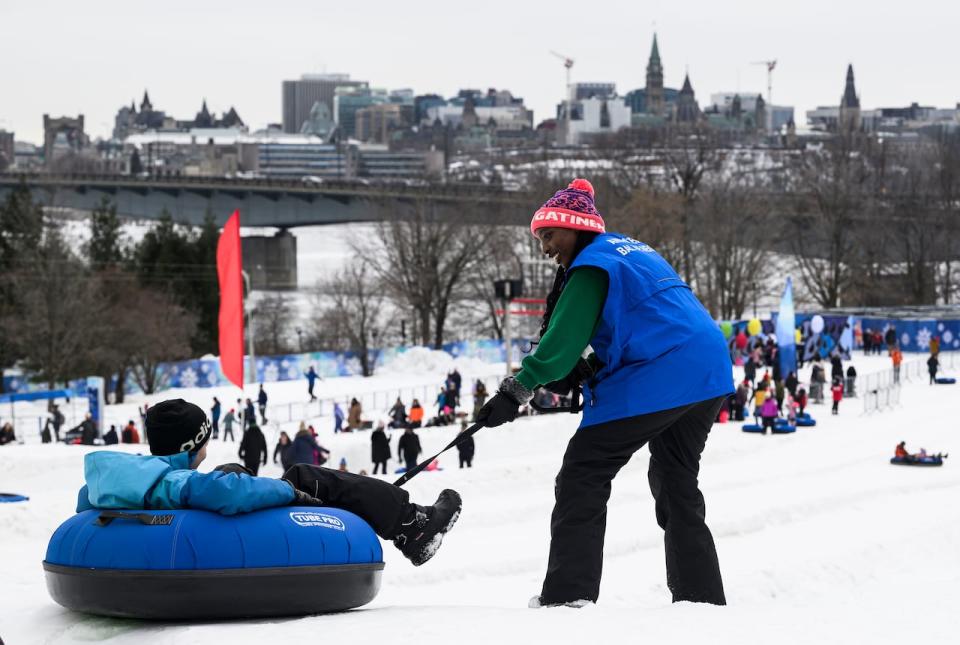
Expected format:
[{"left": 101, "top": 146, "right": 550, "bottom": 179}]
[{"left": 811, "top": 315, "right": 825, "bottom": 334}]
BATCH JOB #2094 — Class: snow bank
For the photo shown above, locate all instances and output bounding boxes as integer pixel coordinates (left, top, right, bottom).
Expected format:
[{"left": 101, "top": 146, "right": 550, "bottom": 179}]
[{"left": 380, "top": 346, "right": 493, "bottom": 376}]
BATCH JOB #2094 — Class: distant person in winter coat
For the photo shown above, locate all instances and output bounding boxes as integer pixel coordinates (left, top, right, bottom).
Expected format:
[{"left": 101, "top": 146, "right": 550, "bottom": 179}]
[
  {"left": 122, "top": 421, "right": 140, "bottom": 444},
  {"left": 796, "top": 387, "right": 808, "bottom": 416},
  {"left": 450, "top": 369, "right": 462, "bottom": 403},
  {"left": 371, "top": 423, "right": 391, "bottom": 474},
  {"left": 222, "top": 409, "right": 236, "bottom": 441},
  {"left": 74, "top": 399, "right": 462, "bottom": 567},
  {"left": 288, "top": 428, "right": 330, "bottom": 466},
  {"left": 244, "top": 399, "right": 256, "bottom": 430},
  {"left": 456, "top": 421, "right": 474, "bottom": 468},
  {"left": 50, "top": 404, "right": 65, "bottom": 442},
  {"left": 257, "top": 385, "right": 268, "bottom": 424},
  {"left": 0, "top": 422, "right": 15, "bottom": 445},
  {"left": 472, "top": 380, "right": 488, "bottom": 421},
  {"left": 103, "top": 425, "right": 119, "bottom": 445},
  {"left": 306, "top": 366, "right": 319, "bottom": 401},
  {"left": 398, "top": 427, "right": 422, "bottom": 472},
  {"left": 885, "top": 327, "right": 897, "bottom": 350},
  {"left": 831, "top": 378, "right": 844, "bottom": 415},
  {"left": 744, "top": 357, "right": 757, "bottom": 390},
  {"left": 477, "top": 179, "right": 731, "bottom": 607},
  {"left": 760, "top": 395, "right": 780, "bottom": 433},
  {"left": 845, "top": 365, "right": 857, "bottom": 396},
  {"left": 333, "top": 402, "right": 345, "bottom": 433},
  {"left": 347, "top": 398, "right": 363, "bottom": 431},
  {"left": 211, "top": 397, "right": 221, "bottom": 439},
  {"left": 830, "top": 355, "right": 843, "bottom": 384},
  {"left": 785, "top": 372, "right": 798, "bottom": 398},
  {"left": 69, "top": 414, "right": 97, "bottom": 445},
  {"left": 734, "top": 382, "right": 748, "bottom": 421},
  {"left": 389, "top": 398, "right": 407, "bottom": 429},
  {"left": 238, "top": 424, "right": 268, "bottom": 475},
  {"left": 273, "top": 431, "right": 293, "bottom": 471},
  {"left": 927, "top": 354, "right": 939, "bottom": 384},
  {"left": 891, "top": 348, "right": 903, "bottom": 384},
  {"left": 408, "top": 400, "right": 424, "bottom": 428}
]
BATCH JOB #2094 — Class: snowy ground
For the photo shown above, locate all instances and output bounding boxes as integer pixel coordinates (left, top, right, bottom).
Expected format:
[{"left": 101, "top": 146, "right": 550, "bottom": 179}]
[{"left": 2, "top": 352, "right": 959, "bottom": 644}]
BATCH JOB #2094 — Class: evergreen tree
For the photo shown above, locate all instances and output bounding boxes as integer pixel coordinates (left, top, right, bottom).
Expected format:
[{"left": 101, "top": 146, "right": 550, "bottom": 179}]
[
  {"left": 0, "top": 182, "right": 45, "bottom": 391},
  {"left": 133, "top": 210, "right": 219, "bottom": 355},
  {"left": 86, "top": 196, "right": 124, "bottom": 270}
]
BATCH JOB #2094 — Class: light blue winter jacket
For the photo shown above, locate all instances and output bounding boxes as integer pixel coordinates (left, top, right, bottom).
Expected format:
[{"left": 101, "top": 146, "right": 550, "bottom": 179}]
[{"left": 75, "top": 450, "right": 295, "bottom": 515}]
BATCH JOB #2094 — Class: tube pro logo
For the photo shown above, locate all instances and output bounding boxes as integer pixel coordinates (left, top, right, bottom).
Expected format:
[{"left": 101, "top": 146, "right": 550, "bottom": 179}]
[{"left": 289, "top": 511, "right": 346, "bottom": 531}]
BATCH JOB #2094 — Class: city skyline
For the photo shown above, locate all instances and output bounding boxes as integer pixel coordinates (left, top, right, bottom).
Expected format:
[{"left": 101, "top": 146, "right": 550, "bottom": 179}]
[{"left": 2, "top": 0, "right": 958, "bottom": 143}]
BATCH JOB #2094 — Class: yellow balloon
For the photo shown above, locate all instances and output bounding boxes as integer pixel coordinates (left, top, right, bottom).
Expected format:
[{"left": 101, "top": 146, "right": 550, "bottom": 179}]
[{"left": 747, "top": 318, "right": 762, "bottom": 336}]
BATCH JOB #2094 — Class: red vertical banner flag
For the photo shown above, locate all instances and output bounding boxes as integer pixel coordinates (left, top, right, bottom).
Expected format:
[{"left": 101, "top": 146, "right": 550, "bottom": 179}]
[{"left": 216, "top": 210, "right": 244, "bottom": 387}]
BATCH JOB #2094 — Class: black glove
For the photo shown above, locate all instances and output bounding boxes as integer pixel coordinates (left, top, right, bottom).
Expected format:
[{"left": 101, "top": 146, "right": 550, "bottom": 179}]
[
  {"left": 477, "top": 377, "right": 533, "bottom": 428},
  {"left": 214, "top": 463, "right": 253, "bottom": 476},
  {"left": 476, "top": 392, "right": 521, "bottom": 428},
  {"left": 290, "top": 487, "right": 325, "bottom": 506},
  {"left": 543, "top": 356, "right": 602, "bottom": 396}
]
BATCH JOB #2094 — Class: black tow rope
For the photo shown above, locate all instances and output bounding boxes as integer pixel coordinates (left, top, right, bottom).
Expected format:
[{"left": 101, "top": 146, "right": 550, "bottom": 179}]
[
  {"left": 394, "top": 387, "right": 585, "bottom": 487},
  {"left": 394, "top": 422, "right": 484, "bottom": 487}
]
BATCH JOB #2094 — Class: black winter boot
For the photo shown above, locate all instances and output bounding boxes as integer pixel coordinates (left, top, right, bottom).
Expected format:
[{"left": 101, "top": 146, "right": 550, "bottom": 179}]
[{"left": 393, "top": 489, "right": 462, "bottom": 566}]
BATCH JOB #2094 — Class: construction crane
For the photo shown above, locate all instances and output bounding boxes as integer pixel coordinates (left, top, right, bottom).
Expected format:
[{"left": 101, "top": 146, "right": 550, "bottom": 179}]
[
  {"left": 751, "top": 59, "right": 777, "bottom": 106},
  {"left": 550, "top": 50, "right": 575, "bottom": 100}
]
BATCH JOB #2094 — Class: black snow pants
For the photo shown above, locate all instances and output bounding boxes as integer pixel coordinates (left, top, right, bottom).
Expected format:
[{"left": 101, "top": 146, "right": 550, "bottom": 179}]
[
  {"left": 283, "top": 464, "right": 410, "bottom": 540},
  {"left": 540, "top": 395, "right": 726, "bottom": 606}
]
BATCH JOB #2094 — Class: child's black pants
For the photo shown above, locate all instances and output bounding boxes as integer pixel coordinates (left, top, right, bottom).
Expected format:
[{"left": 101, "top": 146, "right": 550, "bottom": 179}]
[{"left": 283, "top": 464, "right": 409, "bottom": 539}]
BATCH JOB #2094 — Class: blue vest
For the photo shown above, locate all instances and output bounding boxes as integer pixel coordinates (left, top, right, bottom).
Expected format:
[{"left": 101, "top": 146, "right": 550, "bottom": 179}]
[{"left": 569, "top": 233, "right": 733, "bottom": 427}]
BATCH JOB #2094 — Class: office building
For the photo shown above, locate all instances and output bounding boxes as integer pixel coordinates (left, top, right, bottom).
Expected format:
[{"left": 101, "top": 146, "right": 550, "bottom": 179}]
[
  {"left": 334, "top": 86, "right": 389, "bottom": 139},
  {"left": 282, "top": 74, "right": 367, "bottom": 133}
]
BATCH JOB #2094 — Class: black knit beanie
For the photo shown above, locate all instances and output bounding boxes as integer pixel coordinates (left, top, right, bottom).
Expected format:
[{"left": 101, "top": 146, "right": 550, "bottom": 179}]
[{"left": 145, "top": 399, "right": 212, "bottom": 456}]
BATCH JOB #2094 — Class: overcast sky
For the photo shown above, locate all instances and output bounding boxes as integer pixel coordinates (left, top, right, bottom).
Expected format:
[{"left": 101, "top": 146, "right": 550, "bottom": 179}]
[{"left": 2, "top": 0, "right": 958, "bottom": 144}]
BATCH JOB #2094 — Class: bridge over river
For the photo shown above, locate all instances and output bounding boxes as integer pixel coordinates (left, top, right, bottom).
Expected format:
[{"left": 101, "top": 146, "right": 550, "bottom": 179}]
[{"left": 0, "top": 173, "right": 532, "bottom": 228}]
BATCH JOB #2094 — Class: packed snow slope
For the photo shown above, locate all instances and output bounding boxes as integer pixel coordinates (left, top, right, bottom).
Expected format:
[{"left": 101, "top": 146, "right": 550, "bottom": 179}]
[{"left": 1, "top": 353, "right": 959, "bottom": 645}]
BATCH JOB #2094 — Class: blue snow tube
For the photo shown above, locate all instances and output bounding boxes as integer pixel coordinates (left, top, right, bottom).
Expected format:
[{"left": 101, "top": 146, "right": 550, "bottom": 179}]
[
  {"left": 890, "top": 456, "right": 944, "bottom": 467},
  {"left": 772, "top": 423, "right": 797, "bottom": 434},
  {"left": 935, "top": 377, "right": 956, "bottom": 385},
  {"left": 742, "top": 424, "right": 764, "bottom": 433},
  {"left": 796, "top": 416, "right": 817, "bottom": 427},
  {"left": 43, "top": 506, "right": 383, "bottom": 619},
  {"left": 0, "top": 493, "right": 29, "bottom": 503}
]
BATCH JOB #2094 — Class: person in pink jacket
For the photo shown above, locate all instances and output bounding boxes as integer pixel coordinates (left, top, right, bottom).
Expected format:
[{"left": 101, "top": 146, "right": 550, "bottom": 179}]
[{"left": 760, "top": 394, "right": 780, "bottom": 434}]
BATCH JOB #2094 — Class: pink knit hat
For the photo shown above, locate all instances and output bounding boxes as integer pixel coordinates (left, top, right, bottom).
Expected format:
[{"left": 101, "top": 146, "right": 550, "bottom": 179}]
[{"left": 530, "top": 178, "right": 605, "bottom": 237}]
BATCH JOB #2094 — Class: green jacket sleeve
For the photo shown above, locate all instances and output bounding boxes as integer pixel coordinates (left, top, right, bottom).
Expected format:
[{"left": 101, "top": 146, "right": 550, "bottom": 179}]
[{"left": 515, "top": 267, "right": 608, "bottom": 391}]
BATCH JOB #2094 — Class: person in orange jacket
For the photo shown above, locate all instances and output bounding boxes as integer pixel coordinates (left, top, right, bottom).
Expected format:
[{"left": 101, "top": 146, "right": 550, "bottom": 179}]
[
  {"left": 891, "top": 347, "right": 903, "bottom": 384},
  {"left": 408, "top": 399, "right": 424, "bottom": 428},
  {"left": 831, "top": 377, "right": 844, "bottom": 415}
]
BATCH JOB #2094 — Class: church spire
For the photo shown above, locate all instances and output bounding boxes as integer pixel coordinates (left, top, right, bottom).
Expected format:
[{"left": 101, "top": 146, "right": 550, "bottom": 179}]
[{"left": 841, "top": 64, "right": 860, "bottom": 108}]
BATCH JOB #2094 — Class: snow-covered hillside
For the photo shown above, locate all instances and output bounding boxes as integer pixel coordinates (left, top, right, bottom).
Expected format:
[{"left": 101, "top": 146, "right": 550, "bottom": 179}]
[{"left": 1, "top": 351, "right": 959, "bottom": 644}]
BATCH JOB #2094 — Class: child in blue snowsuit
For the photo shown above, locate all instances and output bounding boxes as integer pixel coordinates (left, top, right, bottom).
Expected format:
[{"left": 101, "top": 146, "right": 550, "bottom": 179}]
[{"left": 76, "top": 399, "right": 461, "bottom": 566}]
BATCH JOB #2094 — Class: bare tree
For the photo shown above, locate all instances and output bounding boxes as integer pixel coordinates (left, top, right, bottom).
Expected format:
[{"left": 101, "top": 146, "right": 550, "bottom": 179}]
[
  {"left": 789, "top": 135, "right": 874, "bottom": 307},
  {"left": 252, "top": 294, "right": 293, "bottom": 356},
  {"left": 127, "top": 288, "right": 196, "bottom": 394},
  {"left": 693, "top": 179, "right": 770, "bottom": 319},
  {"left": 357, "top": 201, "right": 493, "bottom": 348},
  {"left": 662, "top": 130, "right": 720, "bottom": 283},
  {"left": 314, "top": 263, "right": 389, "bottom": 377}
]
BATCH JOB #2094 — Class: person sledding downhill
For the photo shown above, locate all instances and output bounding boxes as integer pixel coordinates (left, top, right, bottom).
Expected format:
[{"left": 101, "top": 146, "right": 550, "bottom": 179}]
[
  {"left": 75, "top": 399, "right": 461, "bottom": 566},
  {"left": 478, "top": 179, "right": 733, "bottom": 608}
]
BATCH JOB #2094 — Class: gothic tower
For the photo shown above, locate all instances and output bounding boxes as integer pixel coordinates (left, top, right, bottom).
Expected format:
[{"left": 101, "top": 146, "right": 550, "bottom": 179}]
[
  {"left": 675, "top": 73, "right": 699, "bottom": 123},
  {"left": 645, "top": 34, "right": 665, "bottom": 116},
  {"left": 839, "top": 64, "right": 861, "bottom": 133}
]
